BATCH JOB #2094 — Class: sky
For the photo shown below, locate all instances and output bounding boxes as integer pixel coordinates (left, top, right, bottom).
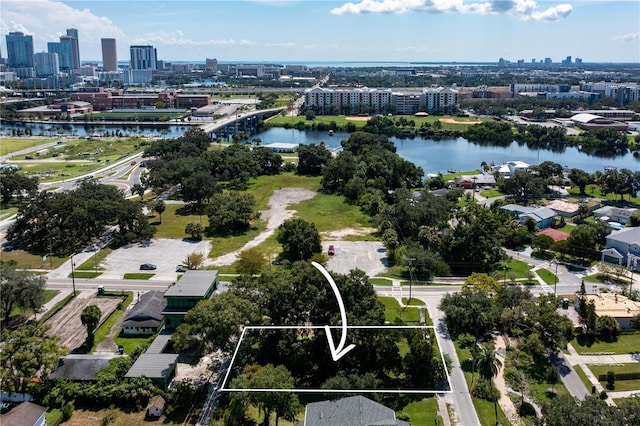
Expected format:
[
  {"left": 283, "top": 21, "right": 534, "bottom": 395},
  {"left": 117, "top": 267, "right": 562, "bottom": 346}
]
[{"left": 1, "top": 0, "right": 639, "bottom": 64}]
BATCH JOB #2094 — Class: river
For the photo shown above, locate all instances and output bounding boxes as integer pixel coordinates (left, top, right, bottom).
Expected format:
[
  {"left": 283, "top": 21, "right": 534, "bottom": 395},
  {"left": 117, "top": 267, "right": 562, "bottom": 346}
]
[
  {"left": 253, "top": 127, "right": 640, "bottom": 174},
  {"left": 2, "top": 121, "right": 638, "bottom": 174}
]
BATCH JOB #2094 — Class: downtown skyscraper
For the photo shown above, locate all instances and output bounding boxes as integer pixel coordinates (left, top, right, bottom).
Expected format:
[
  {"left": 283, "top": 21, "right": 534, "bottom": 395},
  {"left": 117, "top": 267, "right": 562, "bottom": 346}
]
[
  {"left": 6, "top": 31, "right": 34, "bottom": 68},
  {"left": 101, "top": 38, "right": 118, "bottom": 71}
]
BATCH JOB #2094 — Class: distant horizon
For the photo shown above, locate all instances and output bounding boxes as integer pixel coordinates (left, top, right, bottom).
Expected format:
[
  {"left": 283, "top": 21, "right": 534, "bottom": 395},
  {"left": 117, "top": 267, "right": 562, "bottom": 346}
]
[{"left": 2, "top": 1, "right": 638, "bottom": 64}]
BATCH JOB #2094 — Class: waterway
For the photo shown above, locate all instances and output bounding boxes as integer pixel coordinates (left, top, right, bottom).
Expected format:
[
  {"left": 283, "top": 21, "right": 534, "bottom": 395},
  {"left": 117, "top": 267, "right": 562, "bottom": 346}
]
[
  {"left": 2, "top": 121, "right": 638, "bottom": 174},
  {"left": 253, "top": 127, "right": 640, "bottom": 175},
  {"left": 0, "top": 121, "right": 192, "bottom": 139}
]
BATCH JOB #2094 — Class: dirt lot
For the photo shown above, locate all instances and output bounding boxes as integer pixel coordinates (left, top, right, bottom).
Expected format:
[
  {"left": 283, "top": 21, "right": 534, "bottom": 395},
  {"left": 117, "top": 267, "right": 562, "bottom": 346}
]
[
  {"left": 345, "top": 116, "right": 371, "bottom": 121},
  {"left": 439, "top": 117, "right": 482, "bottom": 124},
  {"left": 63, "top": 408, "right": 182, "bottom": 426},
  {"left": 45, "top": 294, "right": 121, "bottom": 352}
]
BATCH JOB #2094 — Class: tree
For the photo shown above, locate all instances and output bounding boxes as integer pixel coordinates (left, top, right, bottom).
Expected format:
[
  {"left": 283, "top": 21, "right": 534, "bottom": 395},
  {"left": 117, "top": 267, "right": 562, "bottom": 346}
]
[
  {"left": 596, "top": 315, "right": 620, "bottom": 341},
  {"left": 0, "top": 324, "right": 66, "bottom": 392},
  {"left": 81, "top": 305, "right": 101, "bottom": 337},
  {"left": 185, "top": 252, "right": 205, "bottom": 269},
  {"left": 181, "top": 170, "right": 220, "bottom": 208},
  {"left": 153, "top": 199, "right": 166, "bottom": 223},
  {"left": 0, "top": 262, "right": 47, "bottom": 324},
  {"left": 568, "top": 168, "right": 592, "bottom": 195},
  {"left": 131, "top": 183, "right": 145, "bottom": 201},
  {"left": 237, "top": 249, "right": 267, "bottom": 275},
  {"left": 0, "top": 170, "right": 38, "bottom": 204},
  {"left": 464, "top": 272, "right": 501, "bottom": 292},
  {"left": 630, "top": 314, "right": 640, "bottom": 331},
  {"left": 207, "top": 191, "right": 256, "bottom": 234},
  {"left": 185, "top": 222, "right": 203, "bottom": 240},
  {"left": 172, "top": 292, "right": 259, "bottom": 355},
  {"left": 276, "top": 218, "right": 322, "bottom": 261},
  {"left": 531, "top": 234, "right": 554, "bottom": 255},
  {"left": 474, "top": 344, "right": 502, "bottom": 425},
  {"left": 296, "top": 143, "right": 332, "bottom": 176}
]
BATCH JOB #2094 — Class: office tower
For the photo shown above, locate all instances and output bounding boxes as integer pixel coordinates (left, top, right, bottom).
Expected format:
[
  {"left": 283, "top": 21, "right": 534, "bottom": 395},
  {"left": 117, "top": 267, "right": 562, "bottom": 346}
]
[
  {"left": 48, "top": 41, "right": 73, "bottom": 70},
  {"left": 205, "top": 58, "right": 218, "bottom": 72},
  {"left": 130, "top": 45, "right": 157, "bottom": 70},
  {"left": 65, "top": 28, "right": 80, "bottom": 69},
  {"left": 34, "top": 52, "right": 60, "bottom": 77},
  {"left": 101, "top": 38, "right": 118, "bottom": 71},
  {"left": 6, "top": 31, "right": 34, "bottom": 68}
]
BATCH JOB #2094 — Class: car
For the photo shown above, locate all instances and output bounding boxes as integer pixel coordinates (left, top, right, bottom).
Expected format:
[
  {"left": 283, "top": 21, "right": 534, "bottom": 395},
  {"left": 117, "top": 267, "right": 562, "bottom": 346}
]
[
  {"left": 139, "top": 263, "right": 157, "bottom": 270},
  {"left": 328, "top": 245, "right": 335, "bottom": 256},
  {"left": 176, "top": 264, "right": 188, "bottom": 272},
  {"left": 130, "top": 161, "right": 137, "bottom": 166}
]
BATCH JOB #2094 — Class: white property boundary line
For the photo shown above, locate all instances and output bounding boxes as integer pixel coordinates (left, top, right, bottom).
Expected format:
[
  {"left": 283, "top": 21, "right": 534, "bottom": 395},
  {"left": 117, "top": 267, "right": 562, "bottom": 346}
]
[{"left": 220, "top": 325, "right": 453, "bottom": 394}]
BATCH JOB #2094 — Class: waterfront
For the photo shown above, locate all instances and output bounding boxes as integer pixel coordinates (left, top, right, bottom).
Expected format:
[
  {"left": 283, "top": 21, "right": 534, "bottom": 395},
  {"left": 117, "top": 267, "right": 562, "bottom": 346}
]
[
  {"left": 253, "top": 127, "right": 640, "bottom": 175},
  {"left": 0, "top": 121, "right": 192, "bottom": 139}
]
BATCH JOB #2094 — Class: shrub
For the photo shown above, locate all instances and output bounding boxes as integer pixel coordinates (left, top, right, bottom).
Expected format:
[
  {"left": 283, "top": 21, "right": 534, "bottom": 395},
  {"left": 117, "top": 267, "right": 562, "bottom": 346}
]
[
  {"left": 458, "top": 333, "right": 476, "bottom": 349},
  {"left": 61, "top": 401, "right": 74, "bottom": 421},
  {"left": 606, "top": 370, "right": 615, "bottom": 390},
  {"left": 518, "top": 401, "right": 536, "bottom": 417},
  {"left": 599, "top": 390, "right": 608, "bottom": 400},
  {"left": 396, "top": 411, "right": 410, "bottom": 421},
  {"left": 46, "top": 409, "right": 64, "bottom": 426},
  {"left": 471, "top": 378, "right": 497, "bottom": 401}
]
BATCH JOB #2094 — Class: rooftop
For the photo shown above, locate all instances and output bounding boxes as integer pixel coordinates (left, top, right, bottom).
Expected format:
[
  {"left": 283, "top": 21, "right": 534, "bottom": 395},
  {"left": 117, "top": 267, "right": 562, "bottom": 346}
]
[
  {"left": 164, "top": 270, "right": 218, "bottom": 298},
  {"left": 580, "top": 293, "right": 640, "bottom": 319},
  {"left": 1, "top": 402, "right": 46, "bottom": 426},
  {"left": 125, "top": 353, "right": 179, "bottom": 380}
]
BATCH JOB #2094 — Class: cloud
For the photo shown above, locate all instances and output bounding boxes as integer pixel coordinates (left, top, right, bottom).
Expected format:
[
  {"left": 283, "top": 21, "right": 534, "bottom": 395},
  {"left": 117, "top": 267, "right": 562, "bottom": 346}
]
[
  {"left": 330, "top": 0, "right": 572, "bottom": 21},
  {"left": 613, "top": 32, "right": 640, "bottom": 42},
  {"left": 132, "top": 31, "right": 254, "bottom": 47}
]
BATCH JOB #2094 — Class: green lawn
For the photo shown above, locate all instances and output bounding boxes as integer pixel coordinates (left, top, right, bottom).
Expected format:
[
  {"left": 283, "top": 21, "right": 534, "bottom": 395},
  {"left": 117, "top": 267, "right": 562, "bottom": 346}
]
[
  {"left": 588, "top": 364, "right": 640, "bottom": 392},
  {"left": 480, "top": 189, "right": 503, "bottom": 198},
  {"left": 379, "top": 296, "right": 421, "bottom": 323},
  {"left": 0, "top": 249, "right": 67, "bottom": 270},
  {"left": 371, "top": 277, "right": 393, "bottom": 286},
  {"left": 0, "top": 137, "right": 58, "bottom": 156},
  {"left": 567, "top": 186, "right": 640, "bottom": 207},
  {"left": 290, "top": 193, "right": 372, "bottom": 233},
  {"left": 90, "top": 292, "right": 133, "bottom": 352},
  {"left": 536, "top": 268, "right": 557, "bottom": 285},
  {"left": 574, "top": 364, "right": 593, "bottom": 391},
  {"left": 0, "top": 205, "right": 19, "bottom": 220},
  {"left": 114, "top": 330, "right": 153, "bottom": 355},
  {"left": 77, "top": 248, "right": 112, "bottom": 271},
  {"left": 403, "top": 398, "right": 441, "bottom": 426},
  {"left": 507, "top": 258, "right": 534, "bottom": 279},
  {"left": 571, "top": 332, "right": 640, "bottom": 354},
  {"left": 123, "top": 273, "right": 154, "bottom": 280},
  {"left": 403, "top": 297, "right": 425, "bottom": 306},
  {"left": 69, "top": 271, "right": 102, "bottom": 279}
]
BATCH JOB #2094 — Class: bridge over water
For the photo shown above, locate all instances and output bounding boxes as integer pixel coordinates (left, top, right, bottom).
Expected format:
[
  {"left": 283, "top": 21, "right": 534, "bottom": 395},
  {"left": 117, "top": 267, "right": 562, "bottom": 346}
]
[{"left": 198, "top": 107, "right": 286, "bottom": 140}]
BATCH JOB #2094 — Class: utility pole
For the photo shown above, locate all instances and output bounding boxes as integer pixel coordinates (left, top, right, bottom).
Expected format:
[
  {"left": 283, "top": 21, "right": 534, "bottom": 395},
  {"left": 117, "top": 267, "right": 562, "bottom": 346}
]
[
  {"left": 407, "top": 257, "right": 416, "bottom": 304},
  {"left": 554, "top": 260, "right": 559, "bottom": 296},
  {"left": 70, "top": 253, "right": 77, "bottom": 296}
]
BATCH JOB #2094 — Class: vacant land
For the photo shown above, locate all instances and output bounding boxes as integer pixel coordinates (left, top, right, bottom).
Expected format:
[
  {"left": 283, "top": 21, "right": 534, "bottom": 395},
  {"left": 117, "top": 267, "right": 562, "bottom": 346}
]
[{"left": 45, "top": 295, "right": 121, "bottom": 352}]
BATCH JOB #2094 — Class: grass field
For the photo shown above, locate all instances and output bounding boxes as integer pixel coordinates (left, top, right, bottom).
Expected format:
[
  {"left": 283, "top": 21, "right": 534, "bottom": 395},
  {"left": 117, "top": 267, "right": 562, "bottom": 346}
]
[
  {"left": 403, "top": 398, "right": 441, "bottom": 425},
  {"left": 123, "top": 273, "right": 154, "bottom": 280},
  {"left": 589, "top": 364, "right": 640, "bottom": 392},
  {"left": 0, "top": 249, "right": 67, "bottom": 270},
  {"left": 571, "top": 332, "right": 640, "bottom": 354},
  {"left": 0, "top": 137, "right": 58, "bottom": 156},
  {"left": 114, "top": 331, "right": 152, "bottom": 355},
  {"left": 0, "top": 205, "right": 19, "bottom": 220},
  {"left": 91, "top": 292, "right": 133, "bottom": 352},
  {"left": 567, "top": 186, "right": 640, "bottom": 207},
  {"left": 536, "top": 268, "right": 557, "bottom": 285},
  {"left": 379, "top": 296, "right": 421, "bottom": 323},
  {"left": 70, "top": 271, "right": 102, "bottom": 279}
]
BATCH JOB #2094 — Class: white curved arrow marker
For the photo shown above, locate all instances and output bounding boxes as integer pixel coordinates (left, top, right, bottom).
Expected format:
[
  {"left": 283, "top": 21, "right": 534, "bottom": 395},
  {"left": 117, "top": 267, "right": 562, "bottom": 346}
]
[{"left": 312, "top": 261, "right": 356, "bottom": 361}]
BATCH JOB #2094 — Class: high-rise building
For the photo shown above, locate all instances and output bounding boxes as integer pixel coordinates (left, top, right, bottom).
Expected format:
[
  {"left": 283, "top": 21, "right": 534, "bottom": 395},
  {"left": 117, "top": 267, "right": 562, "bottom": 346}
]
[
  {"left": 130, "top": 45, "right": 157, "bottom": 70},
  {"left": 205, "top": 58, "right": 218, "bottom": 72},
  {"left": 65, "top": 28, "right": 80, "bottom": 69},
  {"left": 6, "top": 31, "right": 34, "bottom": 68},
  {"left": 101, "top": 38, "right": 118, "bottom": 71},
  {"left": 34, "top": 52, "right": 59, "bottom": 77},
  {"left": 48, "top": 41, "right": 73, "bottom": 71}
]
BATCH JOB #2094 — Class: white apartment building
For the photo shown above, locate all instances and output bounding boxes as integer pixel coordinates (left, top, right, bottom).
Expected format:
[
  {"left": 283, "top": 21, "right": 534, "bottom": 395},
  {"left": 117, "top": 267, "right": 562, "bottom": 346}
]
[{"left": 34, "top": 52, "right": 59, "bottom": 77}]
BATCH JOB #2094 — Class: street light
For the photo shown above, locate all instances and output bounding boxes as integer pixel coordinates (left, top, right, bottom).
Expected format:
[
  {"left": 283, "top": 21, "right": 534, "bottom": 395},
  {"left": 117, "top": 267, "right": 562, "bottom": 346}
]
[
  {"left": 70, "top": 253, "right": 77, "bottom": 296},
  {"left": 553, "top": 260, "right": 559, "bottom": 296}
]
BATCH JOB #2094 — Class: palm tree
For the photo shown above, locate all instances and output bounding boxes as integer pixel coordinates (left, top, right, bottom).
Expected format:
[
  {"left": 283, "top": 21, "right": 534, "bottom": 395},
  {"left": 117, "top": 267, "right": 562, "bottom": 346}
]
[{"left": 474, "top": 344, "right": 502, "bottom": 425}]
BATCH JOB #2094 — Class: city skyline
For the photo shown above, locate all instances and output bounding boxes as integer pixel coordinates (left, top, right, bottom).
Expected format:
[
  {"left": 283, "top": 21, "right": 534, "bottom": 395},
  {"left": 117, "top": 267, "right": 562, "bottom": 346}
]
[{"left": 1, "top": 0, "right": 639, "bottom": 64}]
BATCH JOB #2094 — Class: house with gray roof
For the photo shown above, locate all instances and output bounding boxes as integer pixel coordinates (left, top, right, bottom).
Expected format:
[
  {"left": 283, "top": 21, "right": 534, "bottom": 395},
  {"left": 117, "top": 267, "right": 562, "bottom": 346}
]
[
  {"left": 1, "top": 402, "right": 46, "bottom": 426},
  {"left": 49, "top": 354, "right": 112, "bottom": 381},
  {"left": 593, "top": 206, "right": 636, "bottom": 225},
  {"left": 122, "top": 291, "right": 166, "bottom": 336},
  {"left": 124, "top": 353, "right": 178, "bottom": 390},
  {"left": 299, "top": 396, "right": 409, "bottom": 426},
  {"left": 501, "top": 204, "right": 556, "bottom": 229},
  {"left": 601, "top": 226, "right": 640, "bottom": 271},
  {"left": 162, "top": 270, "right": 218, "bottom": 329}
]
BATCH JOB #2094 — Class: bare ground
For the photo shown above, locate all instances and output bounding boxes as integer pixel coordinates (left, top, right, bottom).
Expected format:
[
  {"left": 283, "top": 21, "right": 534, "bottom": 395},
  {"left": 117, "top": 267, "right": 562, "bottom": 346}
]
[{"left": 45, "top": 295, "right": 121, "bottom": 352}]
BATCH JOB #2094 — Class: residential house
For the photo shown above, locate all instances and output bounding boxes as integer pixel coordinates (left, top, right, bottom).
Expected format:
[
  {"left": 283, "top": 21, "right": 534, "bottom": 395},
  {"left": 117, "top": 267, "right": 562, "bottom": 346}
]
[
  {"left": 146, "top": 396, "right": 166, "bottom": 417},
  {"left": 574, "top": 293, "right": 640, "bottom": 330},
  {"left": 125, "top": 331, "right": 178, "bottom": 390},
  {"left": 454, "top": 173, "right": 496, "bottom": 189},
  {"left": 1, "top": 402, "right": 46, "bottom": 426},
  {"left": 299, "top": 396, "right": 409, "bottom": 426},
  {"left": 601, "top": 226, "right": 640, "bottom": 271},
  {"left": 501, "top": 204, "right": 556, "bottom": 229},
  {"left": 122, "top": 291, "right": 166, "bottom": 336},
  {"left": 593, "top": 206, "right": 636, "bottom": 225},
  {"left": 492, "top": 160, "right": 530, "bottom": 177},
  {"left": 161, "top": 270, "right": 219, "bottom": 329}
]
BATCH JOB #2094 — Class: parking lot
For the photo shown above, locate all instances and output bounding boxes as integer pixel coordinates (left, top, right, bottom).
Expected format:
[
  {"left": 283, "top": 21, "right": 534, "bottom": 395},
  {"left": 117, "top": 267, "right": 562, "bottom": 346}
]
[
  {"left": 324, "top": 241, "right": 388, "bottom": 277},
  {"left": 103, "top": 238, "right": 211, "bottom": 278}
]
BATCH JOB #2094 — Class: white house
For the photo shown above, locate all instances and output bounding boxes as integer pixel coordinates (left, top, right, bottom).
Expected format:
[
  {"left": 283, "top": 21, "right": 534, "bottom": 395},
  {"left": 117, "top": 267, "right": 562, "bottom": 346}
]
[
  {"left": 601, "top": 226, "right": 640, "bottom": 271},
  {"left": 493, "top": 160, "right": 530, "bottom": 177}
]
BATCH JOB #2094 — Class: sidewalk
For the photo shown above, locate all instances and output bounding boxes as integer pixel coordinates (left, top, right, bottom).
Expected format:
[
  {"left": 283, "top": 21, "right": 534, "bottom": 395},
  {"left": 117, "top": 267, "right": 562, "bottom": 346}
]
[{"left": 565, "top": 343, "right": 616, "bottom": 406}]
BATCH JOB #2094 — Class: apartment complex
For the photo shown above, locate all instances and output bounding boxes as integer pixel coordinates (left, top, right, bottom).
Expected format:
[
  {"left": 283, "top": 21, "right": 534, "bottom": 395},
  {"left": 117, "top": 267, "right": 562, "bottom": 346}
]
[
  {"left": 34, "top": 52, "right": 59, "bottom": 77},
  {"left": 304, "top": 86, "right": 459, "bottom": 115},
  {"left": 130, "top": 45, "right": 157, "bottom": 70}
]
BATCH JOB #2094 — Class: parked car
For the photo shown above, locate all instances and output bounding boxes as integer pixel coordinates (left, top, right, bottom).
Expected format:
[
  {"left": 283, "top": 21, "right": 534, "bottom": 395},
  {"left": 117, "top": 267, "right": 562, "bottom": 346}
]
[
  {"left": 176, "top": 264, "right": 188, "bottom": 272},
  {"left": 328, "top": 245, "right": 335, "bottom": 256},
  {"left": 139, "top": 263, "right": 157, "bottom": 270}
]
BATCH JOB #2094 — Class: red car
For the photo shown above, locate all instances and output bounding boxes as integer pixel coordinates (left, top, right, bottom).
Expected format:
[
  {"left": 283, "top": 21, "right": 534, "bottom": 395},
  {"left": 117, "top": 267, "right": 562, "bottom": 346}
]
[{"left": 328, "top": 245, "right": 335, "bottom": 256}]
